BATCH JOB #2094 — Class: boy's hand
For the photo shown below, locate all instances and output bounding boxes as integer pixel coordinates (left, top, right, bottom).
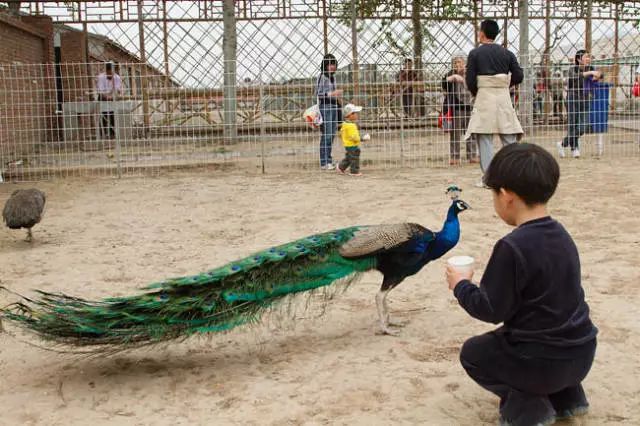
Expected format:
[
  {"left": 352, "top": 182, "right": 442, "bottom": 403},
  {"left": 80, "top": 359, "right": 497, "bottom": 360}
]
[{"left": 446, "top": 265, "right": 474, "bottom": 291}]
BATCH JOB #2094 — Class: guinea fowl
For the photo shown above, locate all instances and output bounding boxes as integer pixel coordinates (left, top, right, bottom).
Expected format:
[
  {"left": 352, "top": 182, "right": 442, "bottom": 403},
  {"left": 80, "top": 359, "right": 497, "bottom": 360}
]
[
  {"left": 2, "top": 188, "right": 46, "bottom": 242},
  {"left": 0, "top": 186, "right": 469, "bottom": 351}
]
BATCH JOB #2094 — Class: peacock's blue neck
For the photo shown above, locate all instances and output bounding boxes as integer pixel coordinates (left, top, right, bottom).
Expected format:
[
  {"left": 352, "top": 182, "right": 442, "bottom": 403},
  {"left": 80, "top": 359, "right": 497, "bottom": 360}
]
[{"left": 429, "top": 202, "right": 460, "bottom": 260}]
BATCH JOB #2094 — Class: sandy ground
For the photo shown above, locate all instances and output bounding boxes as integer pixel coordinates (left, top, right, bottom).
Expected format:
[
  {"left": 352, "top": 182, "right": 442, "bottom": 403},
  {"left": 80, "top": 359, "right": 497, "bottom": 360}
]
[{"left": 0, "top": 158, "right": 639, "bottom": 426}]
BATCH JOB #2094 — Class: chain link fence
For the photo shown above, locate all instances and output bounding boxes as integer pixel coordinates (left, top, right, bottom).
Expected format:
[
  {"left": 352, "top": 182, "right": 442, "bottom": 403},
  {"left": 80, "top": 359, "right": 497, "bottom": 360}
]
[{"left": 1, "top": 1, "right": 640, "bottom": 181}]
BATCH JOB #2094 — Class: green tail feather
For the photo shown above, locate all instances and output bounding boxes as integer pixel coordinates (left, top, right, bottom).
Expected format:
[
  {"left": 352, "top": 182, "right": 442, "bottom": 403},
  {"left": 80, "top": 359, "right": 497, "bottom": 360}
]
[{"left": 0, "top": 226, "right": 376, "bottom": 350}]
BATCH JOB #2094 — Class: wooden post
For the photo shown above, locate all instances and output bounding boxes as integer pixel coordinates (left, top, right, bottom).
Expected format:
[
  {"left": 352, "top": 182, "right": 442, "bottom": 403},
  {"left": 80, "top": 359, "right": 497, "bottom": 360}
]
[
  {"left": 259, "top": 61, "right": 265, "bottom": 174},
  {"left": 222, "top": 0, "right": 238, "bottom": 143},
  {"left": 411, "top": 0, "right": 423, "bottom": 73},
  {"left": 162, "top": 0, "right": 170, "bottom": 121},
  {"left": 351, "top": 0, "right": 359, "bottom": 101},
  {"left": 162, "top": 0, "right": 170, "bottom": 82},
  {"left": 137, "top": 0, "right": 150, "bottom": 135},
  {"left": 612, "top": 1, "right": 619, "bottom": 112},
  {"left": 543, "top": 0, "right": 551, "bottom": 124},
  {"left": 519, "top": 0, "right": 532, "bottom": 131},
  {"left": 473, "top": 0, "right": 479, "bottom": 46},
  {"left": 322, "top": 0, "right": 329, "bottom": 55},
  {"left": 585, "top": 0, "right": 593, "bottom": 52}
]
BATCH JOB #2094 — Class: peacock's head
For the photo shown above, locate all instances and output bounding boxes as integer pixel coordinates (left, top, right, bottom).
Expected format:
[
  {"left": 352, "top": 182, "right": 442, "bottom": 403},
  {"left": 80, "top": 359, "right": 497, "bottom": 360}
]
[
  {"left": 446, "top": 185, "right": 462, "bottom": 201},
  {"left": 454, "top": 199, "right": 471, "bottom": 214}
]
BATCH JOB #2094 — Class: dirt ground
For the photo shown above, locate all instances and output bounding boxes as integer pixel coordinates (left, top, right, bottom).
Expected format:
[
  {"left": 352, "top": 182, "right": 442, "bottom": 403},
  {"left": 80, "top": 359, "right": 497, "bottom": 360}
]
[{"left": 0, "top": 157, "right": 639, "bottom": 425}]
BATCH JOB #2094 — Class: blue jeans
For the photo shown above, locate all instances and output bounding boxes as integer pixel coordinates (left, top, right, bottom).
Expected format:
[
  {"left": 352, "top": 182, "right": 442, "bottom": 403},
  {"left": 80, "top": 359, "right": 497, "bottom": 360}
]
[
  {"left": 563, "top": 96, "right": 590, "bottom": 150},
  {"left": 319, "top": 103, "right": 338, "bottom": 167}
]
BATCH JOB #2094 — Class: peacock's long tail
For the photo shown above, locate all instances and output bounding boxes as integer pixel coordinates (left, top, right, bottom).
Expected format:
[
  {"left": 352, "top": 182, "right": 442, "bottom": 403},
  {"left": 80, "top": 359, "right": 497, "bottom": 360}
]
[{"left": 0, "top": 227, "right": 376, "bottom": 350}]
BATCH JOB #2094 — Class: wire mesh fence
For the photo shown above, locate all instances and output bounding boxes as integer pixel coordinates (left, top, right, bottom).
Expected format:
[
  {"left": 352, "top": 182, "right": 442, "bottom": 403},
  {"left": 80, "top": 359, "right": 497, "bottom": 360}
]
[{"left": 1, "top": 55, "right": 639, "bottom": 182}]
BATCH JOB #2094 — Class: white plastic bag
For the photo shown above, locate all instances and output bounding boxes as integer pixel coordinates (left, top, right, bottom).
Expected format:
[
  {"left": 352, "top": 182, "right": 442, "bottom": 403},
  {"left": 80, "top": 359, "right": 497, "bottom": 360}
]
[{"left": 303, "top": 104, "right": 323, "bottom": 129}]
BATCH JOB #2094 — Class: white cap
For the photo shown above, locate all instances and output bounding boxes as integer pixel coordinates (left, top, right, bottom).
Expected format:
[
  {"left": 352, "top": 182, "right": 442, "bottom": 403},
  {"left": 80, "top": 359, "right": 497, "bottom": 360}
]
[{"left": 343, "top": 103, "right": 363, "bottom": 116}]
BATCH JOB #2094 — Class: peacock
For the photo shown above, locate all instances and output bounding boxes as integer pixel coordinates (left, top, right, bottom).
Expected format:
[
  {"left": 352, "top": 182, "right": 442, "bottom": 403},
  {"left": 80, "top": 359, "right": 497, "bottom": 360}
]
[
  {"left": 0, "top": 186, "right": 469, "bottom": 352},
  {"left": 2, "top": 188, "right": 46, "bottom": 242}
]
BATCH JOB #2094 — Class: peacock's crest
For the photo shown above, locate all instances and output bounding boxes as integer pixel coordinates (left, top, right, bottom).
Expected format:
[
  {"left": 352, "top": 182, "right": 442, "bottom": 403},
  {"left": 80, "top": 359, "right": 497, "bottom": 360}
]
[{"left": 446, "top": 185, "right": 462, "bottom": 201}]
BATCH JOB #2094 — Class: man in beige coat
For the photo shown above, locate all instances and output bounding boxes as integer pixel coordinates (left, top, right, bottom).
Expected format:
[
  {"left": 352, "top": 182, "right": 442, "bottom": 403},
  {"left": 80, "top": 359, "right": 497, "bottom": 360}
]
[{"left": 464, "top": 20, "right": 524, "bottom": 185}]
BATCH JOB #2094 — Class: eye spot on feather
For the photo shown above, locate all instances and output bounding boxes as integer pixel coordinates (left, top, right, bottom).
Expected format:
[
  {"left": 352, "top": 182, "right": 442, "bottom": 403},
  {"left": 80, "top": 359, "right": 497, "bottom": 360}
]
[
  {"left": 253, "top": 256, "right": 262, "bottom": 261},
  {"left": 157, "top": 293, "right": 169, "bottom": 302},
  {"left": 278, "top": 251, "right": 286, "bottom": 256},
  {"left": 231, "top": 265, "right": 241, "bottom": 271},
  {"left": 269, "top": 248, "right": 276, "bottom": 253}
]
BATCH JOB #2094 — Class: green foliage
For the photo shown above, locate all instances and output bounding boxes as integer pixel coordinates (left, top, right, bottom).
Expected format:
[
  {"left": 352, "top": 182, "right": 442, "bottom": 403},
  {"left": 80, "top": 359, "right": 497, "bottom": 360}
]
[{"left": 336, "top": 0, "right": 471, "bottom": 61}]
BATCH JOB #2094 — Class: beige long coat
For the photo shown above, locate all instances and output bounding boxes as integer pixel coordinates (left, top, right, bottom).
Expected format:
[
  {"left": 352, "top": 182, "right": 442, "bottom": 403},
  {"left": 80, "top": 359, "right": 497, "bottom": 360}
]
[{"left": 464, "top": 74, "right": 523, "bottom": 141}]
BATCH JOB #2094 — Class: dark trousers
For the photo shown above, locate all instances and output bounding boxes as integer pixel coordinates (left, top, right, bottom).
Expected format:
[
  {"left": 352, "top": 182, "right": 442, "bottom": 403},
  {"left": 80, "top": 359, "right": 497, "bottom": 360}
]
[
  {"left": 319, "top": 103, "right": 338, "bottom": 167},
  {"left": 460, "top": 332, "right": 596, "bottom": 426},
  {"left": 552, "top": 93, "right": 564, "bottom": 116},
  {"left": 338, "top": 147, "right": 360, "bottom": 174},
  {"left": 449, "top": 110, "right": 476, "bottom": 161},
  {"left": 562, "top": 96, "right": 589, "bottom": 150},
  {"left": 101, "top": 111, "right": 116, "bottom": 139},
  {"left": 402, "top": 90, "right": 413, "bottom": 117}
]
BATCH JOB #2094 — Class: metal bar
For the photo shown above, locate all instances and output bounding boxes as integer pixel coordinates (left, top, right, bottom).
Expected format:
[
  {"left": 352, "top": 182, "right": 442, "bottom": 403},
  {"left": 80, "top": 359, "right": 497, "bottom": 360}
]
[
  {"left": 223, "top": 0, "right": 238, "bottom": 143},
  {"left": 351, "top": 0, "right": 359, "bottom": 100},
  {"left": 146, "top": 81, "right": 445, "bottom": 99},
  {"left": 137, "top": 0, "right": 150, "bottom": 135},
  {"left": 585, "top": 0, "right": 593, "bottom": 52},
  {"left": 518, "top": 0, "right": 532, "bottom": 131},
  {"left": 259, "top": 61, "right": 265, "bottom": 174},
  {"left": 322, "top": 0, "right": 328, "bottom": 55},
  {"left": 544, "top": 0, "right": 551, "bottom": 124},
  {"left": 612, "top": 1, "right": 619, "bottom": 112}
]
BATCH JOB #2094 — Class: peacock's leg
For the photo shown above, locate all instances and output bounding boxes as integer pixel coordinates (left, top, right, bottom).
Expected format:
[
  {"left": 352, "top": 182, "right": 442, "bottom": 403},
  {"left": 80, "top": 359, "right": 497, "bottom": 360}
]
[
  {"left": 382, "top": 290, "right": 407, "bottom": 328},
  {"left": 26, "top": 228, "right": 33, "bottom": 242},
  {"left": 375, "top": 289, "right": 399, "bottom": 336}
]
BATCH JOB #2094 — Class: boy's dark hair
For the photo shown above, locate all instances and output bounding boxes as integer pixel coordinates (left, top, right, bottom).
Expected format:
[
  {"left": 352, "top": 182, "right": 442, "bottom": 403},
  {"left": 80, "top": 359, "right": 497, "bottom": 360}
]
[
  {"left": 480, "top": 20, "right": 500, "bottom": 40},
  {"left": 105, "top": 62, "right": 113, "bottom": 72},
  {"left": 484, "top": 143, "right": 560, "bottom": 206}
]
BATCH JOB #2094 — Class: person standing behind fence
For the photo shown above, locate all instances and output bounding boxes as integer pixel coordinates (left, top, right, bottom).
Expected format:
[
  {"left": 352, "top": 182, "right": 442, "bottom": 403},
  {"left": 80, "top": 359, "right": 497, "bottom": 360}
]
[
  {"left": 398, "top": 58, "right": 418, "bottom": 117},
  {"left": 557, "top": 50, "right": 602, "bottom": 159},
  {"left": 464, "top": 20, "right": 523, "bottom": 187},
  {"left": 550, "top": 70, "right": 565, "bottom": 118},
  {"left": 442, "top": 55, "right": 478, "bottom": 165},
  {"left": 96, "top": 62, "right": 123, "bottom": 140},
  {"left": 316, "top": 54, "right": 343, "bottom": 170}
]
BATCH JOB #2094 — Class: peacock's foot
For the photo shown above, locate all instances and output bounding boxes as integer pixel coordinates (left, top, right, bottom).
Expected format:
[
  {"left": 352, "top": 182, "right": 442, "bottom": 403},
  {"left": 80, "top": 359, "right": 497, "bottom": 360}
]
[
  {"left": 387, "top": 319, "right": 408, "bottom": 328},
  {"left": 376, "top": 323, "right": 401, "bottom": 336}
]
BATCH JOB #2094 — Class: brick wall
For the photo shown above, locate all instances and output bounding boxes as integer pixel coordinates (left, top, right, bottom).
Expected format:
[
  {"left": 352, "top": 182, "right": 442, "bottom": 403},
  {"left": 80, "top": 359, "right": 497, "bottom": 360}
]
[
  {"left": 0, "top": 12, "right": 56, "bottom": 163},
  {"left": 60, "top": 31, "right": 91, "bottom": 103}
]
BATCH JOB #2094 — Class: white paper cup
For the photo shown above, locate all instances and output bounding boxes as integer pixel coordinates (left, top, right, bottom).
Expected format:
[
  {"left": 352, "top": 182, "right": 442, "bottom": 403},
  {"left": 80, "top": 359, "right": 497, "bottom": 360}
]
[{"left": 447, "top": 255, "right": 475, "bottom": 273}]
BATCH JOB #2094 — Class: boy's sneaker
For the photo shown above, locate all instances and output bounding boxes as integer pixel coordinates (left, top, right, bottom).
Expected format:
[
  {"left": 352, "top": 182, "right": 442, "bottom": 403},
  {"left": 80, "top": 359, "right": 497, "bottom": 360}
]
[
  {"left": 556, "top": 142, "right": 566, "bottom": 158},
  {"left": 572, "top": 149, "right": 580, "bottom": 158},
  {"left": 499, "top": 416, "right": 555, "bottom": 426},
  {"left": 320, "top": 163, "right": 336, "bottom": 170}
]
